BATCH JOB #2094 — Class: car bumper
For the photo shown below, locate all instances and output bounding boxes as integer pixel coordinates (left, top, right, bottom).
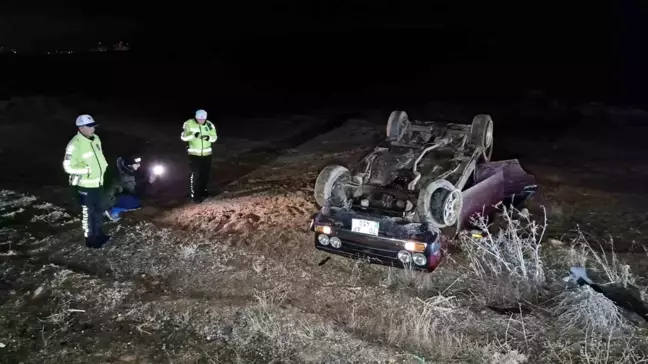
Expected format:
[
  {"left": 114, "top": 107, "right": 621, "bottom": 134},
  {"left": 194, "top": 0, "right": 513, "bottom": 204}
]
[{"left": 310, "top": 210, "right": 443, "bottom": 272}]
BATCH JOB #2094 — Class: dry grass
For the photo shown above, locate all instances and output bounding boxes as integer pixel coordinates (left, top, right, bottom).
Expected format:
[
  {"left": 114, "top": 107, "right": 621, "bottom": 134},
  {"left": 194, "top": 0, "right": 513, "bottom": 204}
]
[
  {"left": 457, "top": 204, "right": 547, "bottom": 304},
  {"left": 0, "top": 189, "right": 37, "bottom": 211},
  {"left": 382, "top": 264, "right": 431, "bottom": 290},
  {"left": 4, "top": 185, "right": 648, "bottom": 363},
  {"left": 240, "top": 287, "right": 404, "bottom": 363},
  {"left": 547, "top": 328, "right": 648, "bottom": 364},
  {"left": 384, "top": 295, "right": 468, "bottom": 360},
  {"left": 445, "top": 202, "right": 648, "bottom": 363}
]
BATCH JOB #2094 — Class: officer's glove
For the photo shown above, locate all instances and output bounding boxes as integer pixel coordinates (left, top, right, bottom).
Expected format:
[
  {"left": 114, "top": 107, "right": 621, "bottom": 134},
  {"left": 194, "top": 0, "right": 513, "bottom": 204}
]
[
  {"left": 194, "top": 132, "right": 200, "bottom": 138},
  {"left": 202, "top": 135, "right": 210, "bottom": 141}
]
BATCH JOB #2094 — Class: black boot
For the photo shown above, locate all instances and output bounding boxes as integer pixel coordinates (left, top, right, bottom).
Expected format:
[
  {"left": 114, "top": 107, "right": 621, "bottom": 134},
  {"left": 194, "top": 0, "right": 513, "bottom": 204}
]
[
  {"left": 99, "top": 234, "right": 112, "bottom": 246},
  {"left": 85, "top": 238, "right": 103, "bottom": 249}
]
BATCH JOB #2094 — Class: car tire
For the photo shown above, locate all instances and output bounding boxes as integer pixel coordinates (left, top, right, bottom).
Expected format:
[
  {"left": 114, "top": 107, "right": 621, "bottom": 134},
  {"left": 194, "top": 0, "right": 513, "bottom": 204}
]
[
  {"left": 470, "top": 114, "right": 494, "bottom": 162},
  {"left": 386, "top": 110, "right": 410, "bottom": 142},
  {"left": 417, "top": 179, "right": 464, "bottom": 229},
  {"left": 314, "top": 165, "right": 352, "bottom": 208}
]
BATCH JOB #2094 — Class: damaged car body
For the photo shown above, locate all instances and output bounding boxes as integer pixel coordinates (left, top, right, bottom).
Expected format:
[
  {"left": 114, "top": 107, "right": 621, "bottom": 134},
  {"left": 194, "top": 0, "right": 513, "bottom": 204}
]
[{"left": 310, "top": 111, "right": 537, "bottom": 272}]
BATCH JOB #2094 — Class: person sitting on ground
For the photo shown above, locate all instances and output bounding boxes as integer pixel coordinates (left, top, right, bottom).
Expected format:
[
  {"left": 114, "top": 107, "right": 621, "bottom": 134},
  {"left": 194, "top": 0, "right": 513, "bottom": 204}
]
[{"left": 102, "top": 155, "right": 158, "bottom": 221}]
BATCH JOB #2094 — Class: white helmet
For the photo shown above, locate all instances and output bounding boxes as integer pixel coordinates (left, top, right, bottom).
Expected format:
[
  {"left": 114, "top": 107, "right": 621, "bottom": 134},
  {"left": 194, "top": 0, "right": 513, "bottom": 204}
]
[
  {"left": 195, "top": 109, "right": 207, "bottom": 120},
  {"left": 75, "top": 114, "right": 98, "bottom": 127}
]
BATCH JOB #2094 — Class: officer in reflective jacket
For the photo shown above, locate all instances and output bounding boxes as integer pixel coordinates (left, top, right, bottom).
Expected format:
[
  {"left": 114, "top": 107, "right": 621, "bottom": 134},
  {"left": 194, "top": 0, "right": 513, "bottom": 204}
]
[
  {"left": 62, "top": 114, "right": 110, "bottom": 248},
  {"left": 180, "top": 109, "right": 217, "bottom": 203}
]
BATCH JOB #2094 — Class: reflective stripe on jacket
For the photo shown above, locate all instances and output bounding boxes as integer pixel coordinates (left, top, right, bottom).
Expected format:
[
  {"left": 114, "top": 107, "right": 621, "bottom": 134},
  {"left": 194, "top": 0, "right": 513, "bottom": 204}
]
[
  {"left": 62, "top": 132, "right": 108, "bottom": 188},
  {"left": 180, "top": 118, "right": 218, "bottom": 156}
]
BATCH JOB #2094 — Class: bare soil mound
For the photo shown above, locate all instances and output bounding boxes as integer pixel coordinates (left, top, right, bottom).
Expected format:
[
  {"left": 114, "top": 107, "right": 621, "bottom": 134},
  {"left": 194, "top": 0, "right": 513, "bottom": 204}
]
[{"left": 156, "top": 193, "right": 316, "bottom": 234}]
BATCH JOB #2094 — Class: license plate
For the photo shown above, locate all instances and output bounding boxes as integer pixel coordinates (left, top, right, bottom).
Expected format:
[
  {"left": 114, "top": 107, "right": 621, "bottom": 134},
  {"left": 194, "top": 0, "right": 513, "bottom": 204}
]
[{"left": 351, "top": 219, "right": 379, "bottom": 236}]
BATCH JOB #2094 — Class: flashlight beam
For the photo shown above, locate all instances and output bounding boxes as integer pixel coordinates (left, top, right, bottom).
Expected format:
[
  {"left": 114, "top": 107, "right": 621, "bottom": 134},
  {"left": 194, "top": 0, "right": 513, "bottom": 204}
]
[{"left": 152, "top": 165, "right": 165, "bottom": 176}]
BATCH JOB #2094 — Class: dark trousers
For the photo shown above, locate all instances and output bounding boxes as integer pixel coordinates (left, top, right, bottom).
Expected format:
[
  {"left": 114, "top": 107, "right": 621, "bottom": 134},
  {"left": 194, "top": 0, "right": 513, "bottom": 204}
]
[
  {"left": 77, "top": 187, "right": 106, "bottom": 247},
  {"left": 189, "top": 154, "right": 212, "bottom": 201}
]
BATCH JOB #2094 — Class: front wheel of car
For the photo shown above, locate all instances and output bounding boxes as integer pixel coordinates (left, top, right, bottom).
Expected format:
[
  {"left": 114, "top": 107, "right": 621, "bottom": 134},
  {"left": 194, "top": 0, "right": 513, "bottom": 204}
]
[
  {"left": 417, "top": 179, "right": 464, "bottom": 229},
  {"left": 314, "top": 165, "right": 352, "bottom": 208}
]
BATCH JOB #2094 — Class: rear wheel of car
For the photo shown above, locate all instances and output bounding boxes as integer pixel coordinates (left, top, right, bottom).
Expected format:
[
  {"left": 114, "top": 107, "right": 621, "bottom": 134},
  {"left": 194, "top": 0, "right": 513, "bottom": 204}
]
[
  {"left": 386, "top": 110, "right": 410, "bottom": 142},
  {"left": 417, "top": 179, "right": 464, "bottom": 228},
  {"left": 314, "top": 165, "right": 352, "bottom": 208},
  {"left": 470, "top": 114, "right": 494, "bottom": 162}
]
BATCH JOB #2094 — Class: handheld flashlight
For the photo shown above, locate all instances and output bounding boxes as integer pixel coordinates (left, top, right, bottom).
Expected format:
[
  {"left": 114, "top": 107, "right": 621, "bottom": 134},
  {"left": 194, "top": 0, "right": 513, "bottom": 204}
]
[{"left": 152, "top": 165, "right": 165, "bottom": 176}]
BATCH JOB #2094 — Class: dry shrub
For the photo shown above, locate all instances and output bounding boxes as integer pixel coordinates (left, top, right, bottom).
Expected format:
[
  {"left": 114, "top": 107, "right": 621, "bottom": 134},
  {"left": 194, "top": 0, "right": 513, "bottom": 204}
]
[
  {"left": 564, "top": 230, "right": 636, "bottom": 287},
  {"left": 551, "top": 231, "right": 641, "bottom": 336},
  {"left": 457, "top": 205, "right": 547, "bottom": 303},
  {"left": 545, "top": 230, "right": 648, "bottom": 362},
  {"left": 551, "top": 286, "right": 631, "bottom": 336}
]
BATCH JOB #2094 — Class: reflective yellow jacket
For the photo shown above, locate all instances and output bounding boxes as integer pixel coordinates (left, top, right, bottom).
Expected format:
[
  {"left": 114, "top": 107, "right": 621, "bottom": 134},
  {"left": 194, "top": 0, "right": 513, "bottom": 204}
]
[
  {"left": 180, "top": 118, "right": 218, "bottom": 156},
  {"left": 62, "top": 132, "right": 108, "bottom": 188}
]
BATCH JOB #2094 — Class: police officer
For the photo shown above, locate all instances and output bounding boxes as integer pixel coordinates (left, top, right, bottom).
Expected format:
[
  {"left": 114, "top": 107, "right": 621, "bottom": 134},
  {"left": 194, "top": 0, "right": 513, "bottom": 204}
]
[
  {"left": 62, "top": 114, "right": 110, "bottom": 248},
  {"left": 180, "top": 109, "right": 217, "bottom": 203}
]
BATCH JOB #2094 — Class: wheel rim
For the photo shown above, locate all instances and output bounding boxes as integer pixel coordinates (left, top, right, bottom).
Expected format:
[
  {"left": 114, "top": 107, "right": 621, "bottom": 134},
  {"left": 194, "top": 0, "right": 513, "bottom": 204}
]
[
  {"left": 482, "top": 141, "right": 493, "bottom": 162},
  {"left": 482, "top": 121, "right": 493, "bottom": 161},
  {"left": 484, "top": 121, "right": 493, "bottom": 147},
  {"left": 443, "top": 190, "right": 461, "bottom": 225},
  {"left": 398, "top": 112, "right": 409, "bottom": 139}
]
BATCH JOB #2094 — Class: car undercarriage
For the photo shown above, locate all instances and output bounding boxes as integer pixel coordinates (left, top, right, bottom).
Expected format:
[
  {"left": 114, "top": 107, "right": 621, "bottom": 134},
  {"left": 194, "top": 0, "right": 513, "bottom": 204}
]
[{"left": 310, "top": 110, "right": 535, "bottom": 272}]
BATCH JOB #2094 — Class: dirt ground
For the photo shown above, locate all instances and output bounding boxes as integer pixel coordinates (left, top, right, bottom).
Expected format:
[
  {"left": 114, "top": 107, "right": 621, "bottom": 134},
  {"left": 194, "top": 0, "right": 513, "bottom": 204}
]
[{"left": 2, "top": 95, "right": 648, "bottom": 363}]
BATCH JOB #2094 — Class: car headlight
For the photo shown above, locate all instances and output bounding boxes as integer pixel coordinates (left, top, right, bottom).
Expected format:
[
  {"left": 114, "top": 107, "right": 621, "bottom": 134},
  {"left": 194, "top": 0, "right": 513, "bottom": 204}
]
[
  {"left": 330, "top": 237, "right": 342, "bottom": 248},
  {"left": 397, "top": 250, "right": 412, "bottom": 263},
  {"left": 317, "top": 234, "right": 330, "bottom": 246},
  {"left": 412, "top": 253, "right": 427, "bottom": 266}
]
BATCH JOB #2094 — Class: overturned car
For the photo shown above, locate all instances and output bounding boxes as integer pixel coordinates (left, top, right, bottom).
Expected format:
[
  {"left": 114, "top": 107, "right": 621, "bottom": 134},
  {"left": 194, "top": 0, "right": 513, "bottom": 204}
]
[{"left": 309, "top": 111, "right": 537, "bottom": 272}]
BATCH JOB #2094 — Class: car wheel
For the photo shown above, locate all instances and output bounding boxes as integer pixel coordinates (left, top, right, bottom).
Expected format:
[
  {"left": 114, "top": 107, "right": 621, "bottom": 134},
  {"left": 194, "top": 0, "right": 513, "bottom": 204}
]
[
  {"left": 314, "top": 165, "right": 352, "bottom": 208},
  {"left": 470, "top": 114, "right": 494, "bottom": 162},
  {"left": 386, "top": 110, "right": 410, "bottom": 142},
  {"left": 417, "top": 179, "right": 464, "bottom": 228}
]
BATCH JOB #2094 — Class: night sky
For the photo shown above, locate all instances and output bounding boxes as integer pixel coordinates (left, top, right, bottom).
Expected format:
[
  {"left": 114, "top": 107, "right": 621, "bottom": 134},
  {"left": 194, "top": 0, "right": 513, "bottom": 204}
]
[
  {"left": 2, "top": 1, "right": 648, "bottom": 107},
  {"left": 0, "top": 2, "right": 139, "bottom": 51},
  {"left": 3, "top": 2, "right": 644, "bottom": 59}
]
